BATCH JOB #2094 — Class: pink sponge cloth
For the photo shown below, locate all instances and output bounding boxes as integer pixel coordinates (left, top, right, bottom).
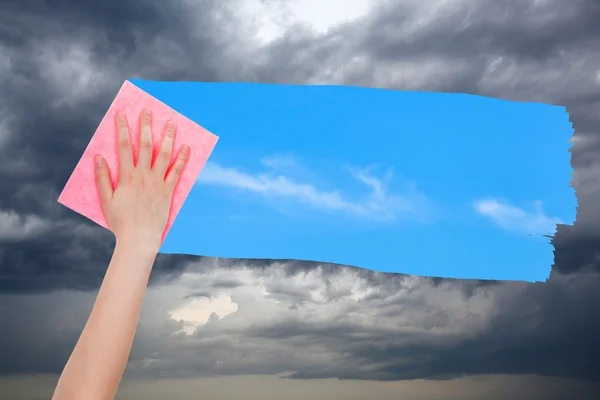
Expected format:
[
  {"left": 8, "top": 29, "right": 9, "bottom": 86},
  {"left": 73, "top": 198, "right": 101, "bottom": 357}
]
[{"left": 58, "top": 80, "right": 219, "bottom": 242}]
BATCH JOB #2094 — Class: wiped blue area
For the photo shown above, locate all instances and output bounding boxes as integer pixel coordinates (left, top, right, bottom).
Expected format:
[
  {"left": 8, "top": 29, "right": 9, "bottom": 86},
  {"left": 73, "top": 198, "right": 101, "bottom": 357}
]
[{"left": 131, "top": 79, "right": 575, "bottom": 282}]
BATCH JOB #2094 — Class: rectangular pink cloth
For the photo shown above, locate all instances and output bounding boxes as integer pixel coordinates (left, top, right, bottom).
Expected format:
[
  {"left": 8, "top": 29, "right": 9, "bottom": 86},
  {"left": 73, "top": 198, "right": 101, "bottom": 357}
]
[{"left": 58, "top": 80, "right": 219, "bottom": 242}]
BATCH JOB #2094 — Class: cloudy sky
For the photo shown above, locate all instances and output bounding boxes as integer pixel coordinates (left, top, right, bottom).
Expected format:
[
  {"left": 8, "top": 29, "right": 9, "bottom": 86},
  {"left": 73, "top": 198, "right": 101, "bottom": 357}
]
[{"left": 1, "top": 0, "right": 600, "bottom": 399}]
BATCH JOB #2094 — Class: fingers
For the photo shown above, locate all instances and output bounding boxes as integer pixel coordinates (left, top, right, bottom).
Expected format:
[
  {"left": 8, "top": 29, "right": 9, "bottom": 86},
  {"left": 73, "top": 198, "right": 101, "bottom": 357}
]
[
  {"left": 116, "top": 110, "right": 188, "bottom": 191},
  {"left": 95, "top": 155, "right": 113, "bottom": 206},
  {"left": 116, "top": 112, "right": 134, "bottom": 176},
  {"left": 137, "top": 109, "right": 154, "bottom": 170},
  {"left": 153, "top": 121, "right": 177, "bottom": 177},
  {"left": 165, "top": 144, "right": 190, "bottom": 190}
]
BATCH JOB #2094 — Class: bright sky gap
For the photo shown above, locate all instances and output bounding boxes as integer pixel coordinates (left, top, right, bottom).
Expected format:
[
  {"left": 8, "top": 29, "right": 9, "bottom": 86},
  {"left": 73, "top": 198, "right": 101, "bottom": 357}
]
[{"left": 131, "top": 80, "right": 576, "bottom": 282}]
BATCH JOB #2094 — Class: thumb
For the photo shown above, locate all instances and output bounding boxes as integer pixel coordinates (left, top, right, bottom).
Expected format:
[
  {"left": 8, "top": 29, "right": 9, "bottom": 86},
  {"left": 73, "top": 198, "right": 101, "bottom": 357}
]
[{"left": 95, "top": 155, "right": 113, "bottom": 206}]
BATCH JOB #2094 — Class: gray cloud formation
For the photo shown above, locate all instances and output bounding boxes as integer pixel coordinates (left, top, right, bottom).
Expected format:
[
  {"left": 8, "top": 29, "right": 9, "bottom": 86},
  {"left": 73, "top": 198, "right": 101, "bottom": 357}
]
[
  {"left": 1, "top": 0, "right": 600, "bottom": 397},
  {"left": 1, "top": 261, "right": 599, "bottom": 386}
]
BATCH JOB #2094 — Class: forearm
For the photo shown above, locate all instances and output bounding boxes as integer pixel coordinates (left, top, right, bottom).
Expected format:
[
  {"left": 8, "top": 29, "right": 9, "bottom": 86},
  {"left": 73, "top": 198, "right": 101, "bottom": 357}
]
[{"left": 53, "top": 239, "right": 158, "bottom": 400}]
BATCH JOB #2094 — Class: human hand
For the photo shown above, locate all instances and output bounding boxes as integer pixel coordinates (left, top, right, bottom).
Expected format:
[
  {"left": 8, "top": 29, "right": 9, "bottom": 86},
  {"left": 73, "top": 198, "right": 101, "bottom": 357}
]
[{"left": 94, "top": 109, "right": 190, "bottom": 251}]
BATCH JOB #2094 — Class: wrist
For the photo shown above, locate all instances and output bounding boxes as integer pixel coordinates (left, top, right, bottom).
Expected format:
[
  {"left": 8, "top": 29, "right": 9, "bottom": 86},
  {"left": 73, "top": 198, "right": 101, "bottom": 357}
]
[
  {"left": 110, "top": 236, "right": 159, "bottom": 277},
  {"left": 114, "top": 231, "right": 162, "bottom": 256}
]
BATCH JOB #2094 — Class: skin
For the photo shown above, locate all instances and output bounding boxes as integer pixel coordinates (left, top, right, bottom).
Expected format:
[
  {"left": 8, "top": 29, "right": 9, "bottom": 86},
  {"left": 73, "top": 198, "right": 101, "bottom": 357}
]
[{"left": 52, "top": 109, "right": 190, "bottom": 400}]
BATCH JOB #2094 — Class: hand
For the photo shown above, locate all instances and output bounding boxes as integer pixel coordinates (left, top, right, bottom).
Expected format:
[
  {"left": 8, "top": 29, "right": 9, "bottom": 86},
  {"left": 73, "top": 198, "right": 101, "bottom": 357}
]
[{"left": 94, "top": 109, "right": 190, "bottom": 251}]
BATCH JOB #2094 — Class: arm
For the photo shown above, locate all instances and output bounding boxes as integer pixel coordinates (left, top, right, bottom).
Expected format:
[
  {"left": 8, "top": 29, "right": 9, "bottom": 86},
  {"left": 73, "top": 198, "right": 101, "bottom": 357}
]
[
  {"left": 52, "top": 240, "right": 157, "bottom": 400},
  {"left": 52, "top": 109, "right": 190, "bottom": 400}
]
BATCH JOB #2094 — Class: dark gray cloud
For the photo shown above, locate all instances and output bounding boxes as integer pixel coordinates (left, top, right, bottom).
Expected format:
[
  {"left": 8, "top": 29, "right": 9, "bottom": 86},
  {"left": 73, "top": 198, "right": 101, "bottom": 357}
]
[
  {"left": 0, "top": 0, "right": 233, "bottom": 291},
  {"left": 1, "top": 0, "right": 600, "bottom": 397},
  {"left": 1, "top": 263, "right": 598, "bottom": 391}
]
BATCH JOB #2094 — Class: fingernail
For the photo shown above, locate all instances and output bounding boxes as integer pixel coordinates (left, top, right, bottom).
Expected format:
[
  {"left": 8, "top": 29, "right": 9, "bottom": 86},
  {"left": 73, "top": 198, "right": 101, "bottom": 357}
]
[
  {"left": 143, "top": 109, "right": 152, "bottom": 118},
  {"left": 166, "top": 121, "right": 176, "bottom": 132},
  {"left": 182, "top": 144, "right": 190, "bottom": 154},
  {"left": 116, "top": 112, "right": 125, "bottom": 121},
  {"left": 95, "top": 156, "right": 103, "bottom": 167}
]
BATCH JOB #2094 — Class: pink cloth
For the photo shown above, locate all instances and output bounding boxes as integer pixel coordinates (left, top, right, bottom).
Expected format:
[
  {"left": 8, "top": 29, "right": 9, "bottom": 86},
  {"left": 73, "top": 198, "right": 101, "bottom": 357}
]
[{"left": 58, "top": 80, "right": 219, "bottom": 242}]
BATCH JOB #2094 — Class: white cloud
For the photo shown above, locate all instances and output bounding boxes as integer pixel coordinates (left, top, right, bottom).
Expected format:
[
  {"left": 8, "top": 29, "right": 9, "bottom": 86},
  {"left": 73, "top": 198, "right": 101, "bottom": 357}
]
[
  {"left": 474, "top": 199, "right": 562, "bottom": 235},
  {"left": 260, "top": 154, "right": 303, "bottom": 172},
  {"left": 197, "top": 158, "right": 431, "bottom": 222},
  {"left": 168, "top": 294, "right": 239, "bottom": 335}
]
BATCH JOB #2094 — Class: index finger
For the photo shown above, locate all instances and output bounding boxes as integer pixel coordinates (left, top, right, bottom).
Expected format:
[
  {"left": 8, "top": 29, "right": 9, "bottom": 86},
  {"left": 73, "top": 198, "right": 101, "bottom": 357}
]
[{"left": 115, "top": 112, "right": 134, "bottom": 175}]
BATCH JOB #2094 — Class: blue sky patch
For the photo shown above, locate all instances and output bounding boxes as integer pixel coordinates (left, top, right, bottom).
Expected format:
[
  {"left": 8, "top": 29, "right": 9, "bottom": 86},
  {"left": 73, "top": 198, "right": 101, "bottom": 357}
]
[{"left": 131, "top": 80, "right": 575, "bottom": 282}]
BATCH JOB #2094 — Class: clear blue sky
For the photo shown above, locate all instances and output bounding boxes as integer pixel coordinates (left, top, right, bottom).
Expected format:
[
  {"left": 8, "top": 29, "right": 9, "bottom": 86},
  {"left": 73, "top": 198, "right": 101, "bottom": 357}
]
[{"left": 131, "top": 79, "right": 575, "bottom": 282}]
